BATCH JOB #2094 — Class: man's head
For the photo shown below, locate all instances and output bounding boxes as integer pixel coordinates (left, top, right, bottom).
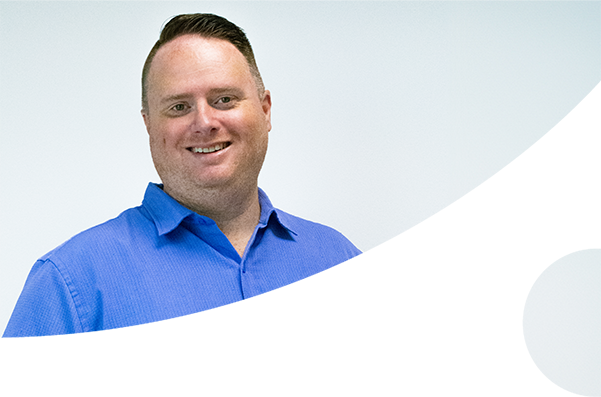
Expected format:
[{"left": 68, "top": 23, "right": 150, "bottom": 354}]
[
  {"left": 142, "top": 13, "right": 265, "bottom": 113},
  {"left": 141, "top": 14, "right": 272, "bottom": 210}
]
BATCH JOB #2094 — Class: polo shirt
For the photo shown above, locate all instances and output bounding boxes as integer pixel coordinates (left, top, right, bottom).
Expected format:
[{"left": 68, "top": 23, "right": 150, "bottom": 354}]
[{"left": 3, "top": 183, "right": 361, "bottom": 337}]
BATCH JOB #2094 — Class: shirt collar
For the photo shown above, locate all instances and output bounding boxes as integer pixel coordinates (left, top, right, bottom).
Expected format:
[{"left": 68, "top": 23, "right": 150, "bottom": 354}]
[
  {"left": 257, "top": 187, "right": 296, "bottom": 235},
  {"left": 142, "top": 183, "right": 295, "bottom": 236}
]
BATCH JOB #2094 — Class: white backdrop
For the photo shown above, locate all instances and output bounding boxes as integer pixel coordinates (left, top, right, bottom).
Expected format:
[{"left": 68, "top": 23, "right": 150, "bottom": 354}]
[{"left": 0, "top": 3, "right": 600, "bottom": 390}]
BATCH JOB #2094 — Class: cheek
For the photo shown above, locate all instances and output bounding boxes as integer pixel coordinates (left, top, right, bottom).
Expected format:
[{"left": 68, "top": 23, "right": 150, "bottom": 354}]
[
  {"left": 233, "top": 112, "right": 270, "bottom": 140},
  {"left": 148, "top": 129, "right": 172, "bottom": 161},
  {"left": 148, "top": 121, "right": 181, "bottom": 147},
  {"left": 148, "top": 130, "right": 162, "bottom": 147}
]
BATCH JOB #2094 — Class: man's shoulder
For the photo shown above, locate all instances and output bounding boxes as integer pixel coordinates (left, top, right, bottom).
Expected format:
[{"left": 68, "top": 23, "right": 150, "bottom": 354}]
[
  {"left": 273, "top": 208, "right": 362, "bottom": 255},
  {"left": 275, "top": 209, "right": 343, "bottom": 234},
  {"left": 40, "top": 205, "right": 150, "bottom": 263}
]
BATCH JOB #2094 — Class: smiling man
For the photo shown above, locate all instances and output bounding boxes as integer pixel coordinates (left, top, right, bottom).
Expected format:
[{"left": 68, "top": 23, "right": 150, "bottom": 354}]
[
  {"left": 143, "top": 32, "right": 272, "bottom": 257},
  {"left": 3, "top": 14, "right": 361, "bottom": 337}
]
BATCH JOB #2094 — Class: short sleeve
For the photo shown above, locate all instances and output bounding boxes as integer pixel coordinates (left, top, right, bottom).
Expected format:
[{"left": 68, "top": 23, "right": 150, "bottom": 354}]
[{"left": 3, "top": 259, "right": 83, "bottom": 337}]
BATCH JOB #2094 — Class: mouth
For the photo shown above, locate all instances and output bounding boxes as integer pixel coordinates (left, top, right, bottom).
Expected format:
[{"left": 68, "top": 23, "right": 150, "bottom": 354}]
[{"left": 188, "top": 142, "right": 231, "bottom": 154}]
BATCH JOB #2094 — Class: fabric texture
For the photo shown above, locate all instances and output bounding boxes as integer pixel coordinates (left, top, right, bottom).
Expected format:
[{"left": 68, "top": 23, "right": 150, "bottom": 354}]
[{"left": 3, "top": 183, "right": 361, "bottom": 337}]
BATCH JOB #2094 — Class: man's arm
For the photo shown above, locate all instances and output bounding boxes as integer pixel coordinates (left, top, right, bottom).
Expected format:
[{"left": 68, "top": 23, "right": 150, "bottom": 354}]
[{"left": 3, "top": 259, "right": 83, "bottom": 337}]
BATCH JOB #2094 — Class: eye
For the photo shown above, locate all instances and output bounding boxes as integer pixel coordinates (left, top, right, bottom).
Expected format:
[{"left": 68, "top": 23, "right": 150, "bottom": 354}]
[
  {"left": 164, "top": 102, "right": 191, "bottom": 117},
  {"left": 210, "top": 92, "right": 241, "bottom": 110},
  {"left": 213, "top": 96, "right": 238, "bottom": 110}
]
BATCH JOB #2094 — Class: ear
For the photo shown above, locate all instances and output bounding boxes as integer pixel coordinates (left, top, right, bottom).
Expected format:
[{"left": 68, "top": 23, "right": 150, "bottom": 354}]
[
  {"left": 261, "top": 90, "right": 272, "bottom": 132},
  {"left": 141, "top": 110, "right": 151, "bottom": 134}
]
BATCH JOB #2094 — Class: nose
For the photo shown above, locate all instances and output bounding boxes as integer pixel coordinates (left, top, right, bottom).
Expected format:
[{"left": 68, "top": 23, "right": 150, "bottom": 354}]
[{"left": 191, "top": 101, "right": 219, "bottom": 134}]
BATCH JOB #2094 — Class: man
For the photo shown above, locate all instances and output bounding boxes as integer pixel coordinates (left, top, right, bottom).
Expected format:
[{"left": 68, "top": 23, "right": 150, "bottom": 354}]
[{"left": 3, "top": 13, "right": 360, "bottom": 337}]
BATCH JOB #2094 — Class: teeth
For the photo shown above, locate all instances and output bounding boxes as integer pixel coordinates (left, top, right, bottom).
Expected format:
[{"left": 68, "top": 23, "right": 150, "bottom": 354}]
[{"left": 191, "top": 143, "right": 228, "bottom": 153}]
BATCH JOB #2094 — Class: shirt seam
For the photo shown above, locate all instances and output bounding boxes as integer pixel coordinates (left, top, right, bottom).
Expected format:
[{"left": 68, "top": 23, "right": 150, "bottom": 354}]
[{"left": 44, "top": 258, "right": 86, "bottom": 333}]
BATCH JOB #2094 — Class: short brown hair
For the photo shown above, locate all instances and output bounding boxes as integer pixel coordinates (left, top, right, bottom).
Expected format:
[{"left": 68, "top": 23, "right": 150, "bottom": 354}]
[{"left": 141, "top": 13, "right": 265, "bottom": 111}]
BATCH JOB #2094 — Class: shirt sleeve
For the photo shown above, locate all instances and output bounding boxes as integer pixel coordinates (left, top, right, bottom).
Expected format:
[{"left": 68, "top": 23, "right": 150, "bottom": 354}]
[{"left": 3, "top": 259, "right": 83, "bottom": 337}]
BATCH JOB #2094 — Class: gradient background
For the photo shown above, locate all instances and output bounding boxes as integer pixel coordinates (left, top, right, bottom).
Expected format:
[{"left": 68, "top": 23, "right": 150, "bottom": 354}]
[{"left": 0, "top": 0, "right": 600, "bottom": 350}]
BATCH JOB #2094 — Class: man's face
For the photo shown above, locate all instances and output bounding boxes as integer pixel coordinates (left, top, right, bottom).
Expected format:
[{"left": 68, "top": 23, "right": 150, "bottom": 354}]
[{"left": 142, "top": 35, "right": 271, "bottom": 202}]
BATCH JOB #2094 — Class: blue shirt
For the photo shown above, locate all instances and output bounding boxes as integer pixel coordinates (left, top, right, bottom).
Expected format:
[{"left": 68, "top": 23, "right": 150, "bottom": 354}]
[{"left": 4, "top": 183, "right": 361, "bottom": 337}]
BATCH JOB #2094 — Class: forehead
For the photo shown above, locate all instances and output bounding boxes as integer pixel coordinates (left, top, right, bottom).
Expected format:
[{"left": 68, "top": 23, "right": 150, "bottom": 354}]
[{"left": 147, "top": 35, "right": 253, "bottom": 94}]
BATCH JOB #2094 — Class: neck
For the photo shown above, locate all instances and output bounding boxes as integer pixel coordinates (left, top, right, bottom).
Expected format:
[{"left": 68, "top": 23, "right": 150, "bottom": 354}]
[{"left": 164, "top": 183, "right": 261, "bottom": 257}]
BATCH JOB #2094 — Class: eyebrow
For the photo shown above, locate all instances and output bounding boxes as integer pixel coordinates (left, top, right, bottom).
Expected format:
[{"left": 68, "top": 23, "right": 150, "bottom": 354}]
[
  {"left": 160, "top": 93, "right": 192, "bottom": 105},
  {"left": 207, "top": 87, "right": 245, "bottom": 97}
]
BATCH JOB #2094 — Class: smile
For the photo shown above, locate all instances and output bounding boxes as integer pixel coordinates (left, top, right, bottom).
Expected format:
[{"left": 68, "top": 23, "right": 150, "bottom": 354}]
[{"left": 189, "top": 142, "right": 231, "bottom": 154}]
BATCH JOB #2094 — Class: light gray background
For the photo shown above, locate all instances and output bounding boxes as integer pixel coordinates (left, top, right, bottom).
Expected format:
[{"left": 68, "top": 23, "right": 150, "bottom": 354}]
[{"left": 1, "top": 2, "right": 599, "bottom": 333}]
